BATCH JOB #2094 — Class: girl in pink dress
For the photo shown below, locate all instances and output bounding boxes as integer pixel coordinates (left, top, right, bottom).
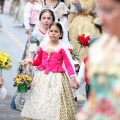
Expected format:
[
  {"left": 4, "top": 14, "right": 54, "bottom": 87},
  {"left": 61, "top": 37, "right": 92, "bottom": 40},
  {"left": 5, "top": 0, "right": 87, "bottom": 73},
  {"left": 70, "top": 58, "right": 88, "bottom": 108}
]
[
  {"left": 21, "top": 22, "right": 79, "bottom": 120},
  {"left": 25, "top": 9, "right": 56, "bottom": 76}
]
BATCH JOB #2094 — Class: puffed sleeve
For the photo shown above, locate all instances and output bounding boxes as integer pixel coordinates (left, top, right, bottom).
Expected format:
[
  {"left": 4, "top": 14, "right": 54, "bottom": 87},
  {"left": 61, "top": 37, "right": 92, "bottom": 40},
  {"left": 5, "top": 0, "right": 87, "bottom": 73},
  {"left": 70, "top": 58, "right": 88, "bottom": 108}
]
[
  {"left": 32, "top": 47, "right": 43, "bottom": 66},
  {"left": 55, "top": 2, "right": 69, "bottom": 19},
  {"left": 61, "top": 49, "right": 75, "bottom": 76},
  {"left": 69, "top": 0, "right": 78, "bottom": 13}
]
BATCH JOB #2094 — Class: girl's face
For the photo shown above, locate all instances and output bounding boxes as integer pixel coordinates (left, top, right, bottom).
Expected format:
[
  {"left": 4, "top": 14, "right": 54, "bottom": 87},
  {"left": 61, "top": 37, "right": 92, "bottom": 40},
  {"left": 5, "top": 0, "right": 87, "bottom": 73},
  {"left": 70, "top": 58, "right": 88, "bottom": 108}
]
[
  {"left": 96, "top": 0, "right": 120, "bottom": 36},
  {"left": 48, "top": 25, "right": 62, "bottom": 42},
  {"left": 40, "top": 12, "right": 53, "bottom": 29}
]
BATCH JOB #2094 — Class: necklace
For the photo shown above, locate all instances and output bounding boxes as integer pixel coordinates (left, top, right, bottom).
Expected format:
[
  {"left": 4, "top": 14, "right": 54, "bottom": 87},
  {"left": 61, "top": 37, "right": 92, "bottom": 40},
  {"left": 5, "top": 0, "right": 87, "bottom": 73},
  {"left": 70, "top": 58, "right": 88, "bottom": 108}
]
[{"left": 46, "top": 42, "right": 59, "bottom": 60}]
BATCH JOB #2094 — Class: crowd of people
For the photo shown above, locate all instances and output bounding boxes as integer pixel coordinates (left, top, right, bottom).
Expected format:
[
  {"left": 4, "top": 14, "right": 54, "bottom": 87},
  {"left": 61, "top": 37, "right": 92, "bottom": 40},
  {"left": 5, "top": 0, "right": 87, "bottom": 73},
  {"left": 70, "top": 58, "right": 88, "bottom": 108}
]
[{"left": 1, "top": 0, "right": 120, "bottom": 120}]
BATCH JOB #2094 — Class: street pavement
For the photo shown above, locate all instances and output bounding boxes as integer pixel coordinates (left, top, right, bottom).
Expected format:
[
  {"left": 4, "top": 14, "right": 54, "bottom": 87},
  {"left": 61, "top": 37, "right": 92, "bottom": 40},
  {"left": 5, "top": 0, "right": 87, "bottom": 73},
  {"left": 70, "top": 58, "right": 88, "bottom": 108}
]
[{"left": 0, "top": 14, "right": 86, "bottom": 120}]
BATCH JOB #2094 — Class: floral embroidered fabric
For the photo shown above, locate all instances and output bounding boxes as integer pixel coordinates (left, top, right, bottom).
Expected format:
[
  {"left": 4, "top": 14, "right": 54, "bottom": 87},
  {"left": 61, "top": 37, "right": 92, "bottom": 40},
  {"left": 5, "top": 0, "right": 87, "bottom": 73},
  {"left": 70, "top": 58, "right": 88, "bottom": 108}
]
[
  {"left": 77, "top": 34, "right": 120, "bottom": 120},
  {"left": 21, "top": 71, "right": 76, "bottom": 120}
]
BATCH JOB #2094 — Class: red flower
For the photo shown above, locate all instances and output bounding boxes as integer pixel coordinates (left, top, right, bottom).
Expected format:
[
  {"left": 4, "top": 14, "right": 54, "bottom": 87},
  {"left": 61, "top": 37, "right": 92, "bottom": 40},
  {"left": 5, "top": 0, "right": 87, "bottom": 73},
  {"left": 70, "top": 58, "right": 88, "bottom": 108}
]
[
  {"left": 77, "top": 34, "right": 90, "bottom": 46},
  {"left": 68, "top": 48, "right": 73, "bottom": 53}
]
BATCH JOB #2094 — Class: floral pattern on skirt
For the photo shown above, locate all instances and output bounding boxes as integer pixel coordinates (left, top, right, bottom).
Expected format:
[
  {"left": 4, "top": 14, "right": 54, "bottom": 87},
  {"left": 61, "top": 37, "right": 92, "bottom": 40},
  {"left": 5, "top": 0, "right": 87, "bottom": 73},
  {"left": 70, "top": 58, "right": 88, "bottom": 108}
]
[{"left": 21, "top": 70, "right": 76, "bottom": 120}]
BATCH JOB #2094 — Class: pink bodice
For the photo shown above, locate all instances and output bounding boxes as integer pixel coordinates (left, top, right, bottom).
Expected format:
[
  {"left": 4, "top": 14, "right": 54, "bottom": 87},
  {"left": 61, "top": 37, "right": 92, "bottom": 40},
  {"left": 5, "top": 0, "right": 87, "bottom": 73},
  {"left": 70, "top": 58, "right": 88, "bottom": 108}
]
[{"left": 32, "top": 47, "right": 75, "bottom": 76}]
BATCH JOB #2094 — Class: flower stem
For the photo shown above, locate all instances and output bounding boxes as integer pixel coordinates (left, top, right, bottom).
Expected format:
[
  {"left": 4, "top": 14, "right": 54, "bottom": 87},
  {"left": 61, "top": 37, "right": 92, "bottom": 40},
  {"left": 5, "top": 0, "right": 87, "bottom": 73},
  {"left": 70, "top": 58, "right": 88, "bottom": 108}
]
[{"left": 77, "top": 44, "right": 82, "bottom": 55}]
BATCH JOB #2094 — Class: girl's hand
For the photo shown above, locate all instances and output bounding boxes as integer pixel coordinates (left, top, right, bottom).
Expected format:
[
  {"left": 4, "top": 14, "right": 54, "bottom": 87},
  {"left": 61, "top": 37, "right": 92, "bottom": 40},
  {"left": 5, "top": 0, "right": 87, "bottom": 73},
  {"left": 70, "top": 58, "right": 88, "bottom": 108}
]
[
  {"left": 71, "top": 76, "right": 79, "bottom": 89},
  {"left": 25, "top": 29, "right": 30, "bottom": 34},
  {"left": 26, "top": 65, "right": 31, "bottom": 76},
  {"left": 22, "top": 59, "right": 33, "bottom": 65}
]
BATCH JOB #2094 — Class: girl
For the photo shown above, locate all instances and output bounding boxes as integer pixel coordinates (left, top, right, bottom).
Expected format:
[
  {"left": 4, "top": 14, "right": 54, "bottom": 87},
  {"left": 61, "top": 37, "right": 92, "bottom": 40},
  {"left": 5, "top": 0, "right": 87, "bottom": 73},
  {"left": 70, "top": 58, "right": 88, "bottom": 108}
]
[
  {"left": 43, "top": 0, "right": 69, "bottom": 30},
  {"left": 23, "top": 0, "right": 42, "bottom": 34},
  {"left": 21, "top": 22, "right": 79, "bottom": 120},
  {"left": 22, "top": 0, "right": 42, "bottom": 59},
  {"left": 77, "top": 36, "right": 99, "bottom": 99},
  {"left": 69, "top": 0, "right": 101, "bottom": 63},
  {"left": 25, "top": 8, "right": 56, "bottom": 75},
  {"left": 11, "top": 9, "right": 56, "bottom": 111},
  {"left": 77, "top": 0, "right": 120, "bottom": 119}
]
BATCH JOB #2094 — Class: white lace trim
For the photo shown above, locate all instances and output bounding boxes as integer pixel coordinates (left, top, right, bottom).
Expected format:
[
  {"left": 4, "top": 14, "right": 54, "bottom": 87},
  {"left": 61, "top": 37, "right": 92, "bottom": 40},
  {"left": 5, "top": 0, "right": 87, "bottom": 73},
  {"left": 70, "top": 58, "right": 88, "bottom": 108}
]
[{"left": 41, "top": 42, "right": 63, "bottom": 53}]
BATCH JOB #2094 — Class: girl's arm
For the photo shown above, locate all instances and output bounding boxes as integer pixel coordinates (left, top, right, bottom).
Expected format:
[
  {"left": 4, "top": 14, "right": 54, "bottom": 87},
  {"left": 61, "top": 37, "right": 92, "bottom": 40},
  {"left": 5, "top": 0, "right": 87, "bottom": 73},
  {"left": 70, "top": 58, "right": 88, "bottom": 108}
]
[
  {"left": 68, "top": 12, "right": 76, "bottom": 23},
  {"left": 22, "top": 47, "right": 42, "bottom": 66},
  {"left": 73, "top": 0, "right": 82, "bottom": 13},
  {"left": 62, "top": 49, "right": 75, "bottom": 76},
  {"left": 25, "top": 51, "right": 35, "bottom": 75},
  {"left": 68, "top": 0, "right": 77, "bottom": 23},
  {"left": 62, "top": 49, "right": 79, "bottom": 89},
  {"left": 69, "top": 0, "right": 82, "bottom": 23}
]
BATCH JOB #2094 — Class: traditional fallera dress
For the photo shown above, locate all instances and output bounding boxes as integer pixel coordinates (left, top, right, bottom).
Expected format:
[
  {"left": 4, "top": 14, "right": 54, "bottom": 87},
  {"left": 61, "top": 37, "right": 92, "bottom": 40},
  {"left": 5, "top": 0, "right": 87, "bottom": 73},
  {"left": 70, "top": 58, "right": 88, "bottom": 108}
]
[
  {"left": 77, "top": 34, "right": 120, "bottom": 120},
  {"left": 28, "top": 25, "right": 46, "bottom": 76},
  {"left": 43, "top": 0, "right": 69, "bottom": 30},
  {"left": 29, "top": 24, "right": 46, "bottom": 55},
  {"left": 69, "top": 0, "right": 100, "bottom": 63},
  {"left": 21, "top": 43, "right": 77, "bottom": 120},
  {"left": 22, "top": 1, "right": 42, "bottom": 59}
]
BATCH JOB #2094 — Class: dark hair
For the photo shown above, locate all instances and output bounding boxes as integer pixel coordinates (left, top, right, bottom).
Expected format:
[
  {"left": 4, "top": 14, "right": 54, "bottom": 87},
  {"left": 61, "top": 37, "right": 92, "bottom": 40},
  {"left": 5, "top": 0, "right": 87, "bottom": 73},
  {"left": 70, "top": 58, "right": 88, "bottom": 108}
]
[
  {"left": 39, "top": 9, "right": 55, "bottom": 22},
  {"left": 49, "top": 22, "right": 63, "bottom": 39},
  {"left": 115, "top": 0, "right": 120, "bottom": 2},
  {"left": 60, "top": 0, "right": 64, "bottom": 2}
]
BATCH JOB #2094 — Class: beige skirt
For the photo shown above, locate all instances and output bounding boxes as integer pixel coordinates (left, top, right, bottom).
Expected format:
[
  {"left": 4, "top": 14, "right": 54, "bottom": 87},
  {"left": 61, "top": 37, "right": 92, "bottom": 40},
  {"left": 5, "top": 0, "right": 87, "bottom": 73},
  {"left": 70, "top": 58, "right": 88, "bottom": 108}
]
[{"left": 21, "top": 71, "right": 77, "bottom": 120}]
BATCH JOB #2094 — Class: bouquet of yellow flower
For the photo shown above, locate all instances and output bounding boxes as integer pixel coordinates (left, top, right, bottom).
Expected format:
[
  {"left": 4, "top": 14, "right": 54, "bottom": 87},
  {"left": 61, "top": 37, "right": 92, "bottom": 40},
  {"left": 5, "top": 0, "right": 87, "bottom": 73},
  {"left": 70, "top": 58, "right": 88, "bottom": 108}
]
[
  {"left": 0, "top": 52, "right": 12, "bottom": 77},
  {"left": 14, "top": 74, "right": 33, "bottom": 92}
]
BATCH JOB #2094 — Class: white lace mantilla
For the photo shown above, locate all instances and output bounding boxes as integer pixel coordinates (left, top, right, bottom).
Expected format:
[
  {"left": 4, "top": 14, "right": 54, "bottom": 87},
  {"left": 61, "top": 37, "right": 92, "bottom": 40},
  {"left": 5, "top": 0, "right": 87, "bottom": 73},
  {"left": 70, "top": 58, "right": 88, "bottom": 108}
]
[{"left": 41, "top": 42, "right": 62, "bottom": 54}]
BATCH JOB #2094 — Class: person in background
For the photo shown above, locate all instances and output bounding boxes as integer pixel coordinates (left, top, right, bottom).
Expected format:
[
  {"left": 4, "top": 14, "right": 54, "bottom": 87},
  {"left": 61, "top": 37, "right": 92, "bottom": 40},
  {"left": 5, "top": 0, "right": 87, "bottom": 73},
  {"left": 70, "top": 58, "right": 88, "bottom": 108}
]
[
  {"left": 23, "top": 0, "right": 42, "bottom": 34},
  {"left": 21, "top": 22, "right": 79, "bottom": 120},
  {"left": 25, "top": 9, "right": 56, "bottom": 76},
  {"left": 0, "top": 78, "right": 7, "bottom": 100},
  {"left": 43, "top": 0, "right": 70, "bottom": 30},
  {"left": 0, "top": 0, "right": 5, "bottom": 13},
  {"left": 77, "top": 36, "right": 99, "bottom": 99},
  {"left": 22, "top": 0, "right": 42, "bottom": 60},
  {"left": 69, "top": 0, "right": 101, "bottom": 64},
  {"left": 14, "top": 0, "right": 27, "bottom": 24},
  {"left": 77, "top": 0, "right": 120, "bottom": 119}
]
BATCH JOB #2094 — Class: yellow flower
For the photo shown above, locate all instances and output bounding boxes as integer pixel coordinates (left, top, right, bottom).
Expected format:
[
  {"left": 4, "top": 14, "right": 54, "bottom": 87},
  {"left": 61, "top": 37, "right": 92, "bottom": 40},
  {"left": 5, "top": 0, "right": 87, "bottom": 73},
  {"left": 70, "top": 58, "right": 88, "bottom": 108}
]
[
  {"left": 0, "top": 52, "right": 12, "bottom": 69},
  {"left": 5, "top": 64, "right": 11, "bottom": 69}
]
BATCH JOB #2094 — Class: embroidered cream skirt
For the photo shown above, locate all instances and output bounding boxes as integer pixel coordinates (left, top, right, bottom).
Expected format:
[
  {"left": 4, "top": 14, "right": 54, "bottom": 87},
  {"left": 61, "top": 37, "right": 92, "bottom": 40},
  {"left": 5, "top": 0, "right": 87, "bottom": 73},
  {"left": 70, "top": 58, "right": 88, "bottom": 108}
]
[{"left": 21, "top": 71, "right": 77, "bottom": 120}]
